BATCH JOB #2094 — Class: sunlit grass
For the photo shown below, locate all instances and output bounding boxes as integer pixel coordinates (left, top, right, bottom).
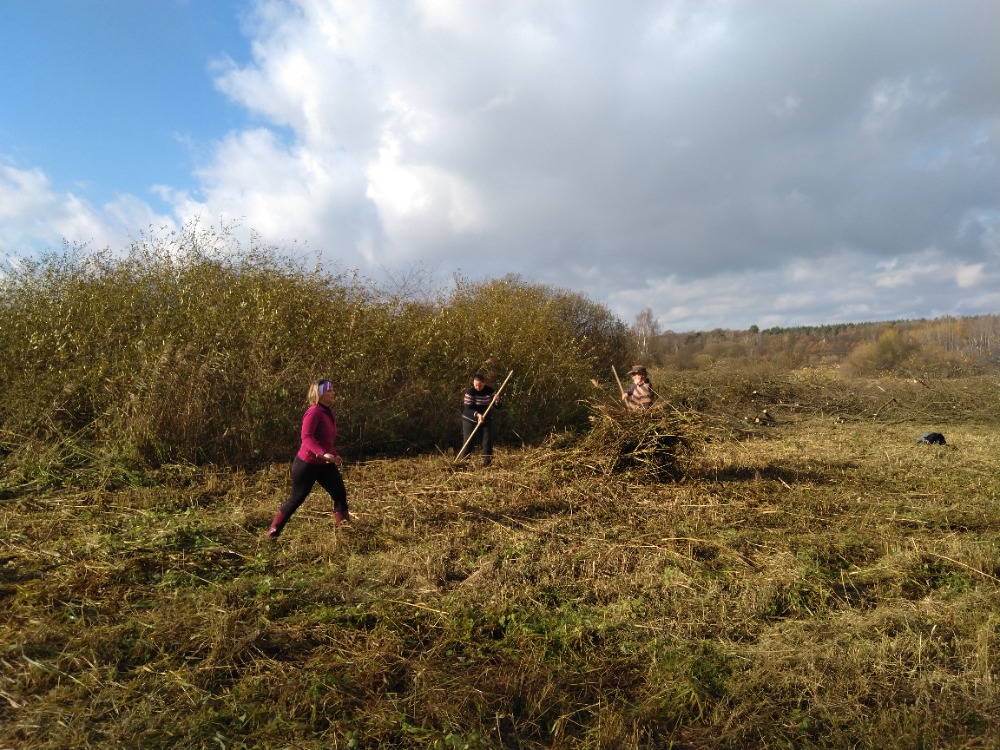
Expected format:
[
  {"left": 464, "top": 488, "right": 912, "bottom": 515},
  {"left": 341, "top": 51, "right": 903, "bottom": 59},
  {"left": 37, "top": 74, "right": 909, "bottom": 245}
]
[{"left": 3, "top": 380, "right": 997, "bottom": 749}]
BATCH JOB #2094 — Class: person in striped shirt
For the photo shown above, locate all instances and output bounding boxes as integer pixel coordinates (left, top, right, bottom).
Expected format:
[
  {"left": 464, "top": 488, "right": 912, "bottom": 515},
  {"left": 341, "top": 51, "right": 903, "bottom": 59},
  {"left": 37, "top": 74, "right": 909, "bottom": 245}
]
[
  {"left": 459, "top": 373, "right": 502, "bottom": 466},
  {"left": 623, "top": 365, "right": 656, "bottom": 411}
]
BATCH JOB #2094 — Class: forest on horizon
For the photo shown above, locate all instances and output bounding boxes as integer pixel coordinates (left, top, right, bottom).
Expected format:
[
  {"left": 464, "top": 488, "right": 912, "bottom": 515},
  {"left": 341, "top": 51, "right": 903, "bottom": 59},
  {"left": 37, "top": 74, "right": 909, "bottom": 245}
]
[{"left": 632, "top": 309, "right": 998, "bottom": 376}]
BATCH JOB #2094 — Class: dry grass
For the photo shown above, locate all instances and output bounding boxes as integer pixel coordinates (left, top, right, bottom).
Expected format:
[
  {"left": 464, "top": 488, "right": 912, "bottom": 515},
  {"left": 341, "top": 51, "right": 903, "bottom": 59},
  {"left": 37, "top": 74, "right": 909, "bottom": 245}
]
[{"left": 2, "top": 375, "right": 998, "bottom": 749}]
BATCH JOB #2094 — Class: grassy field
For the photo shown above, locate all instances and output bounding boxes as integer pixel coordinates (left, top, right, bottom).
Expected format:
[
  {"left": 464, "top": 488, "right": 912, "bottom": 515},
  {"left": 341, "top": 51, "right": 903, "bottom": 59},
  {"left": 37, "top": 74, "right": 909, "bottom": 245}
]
[{"left": 2, "top": 374, "right": 998, "bottom": 749}]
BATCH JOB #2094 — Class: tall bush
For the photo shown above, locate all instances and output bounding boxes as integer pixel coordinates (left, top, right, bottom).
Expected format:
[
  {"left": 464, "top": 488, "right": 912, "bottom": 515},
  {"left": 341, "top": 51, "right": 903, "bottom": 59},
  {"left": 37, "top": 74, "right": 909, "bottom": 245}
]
[
  {"left": 0, "top": 225, "right": 634, "bottom": 473},
  {"left": 841, "top": 329, "right": 918, "bottom": 377},
  {"left": 314, "top": 274, "right": 634, "bottom": 455},
  {"left": 0, "top": 226, "right": 371, "bottom": 467}
]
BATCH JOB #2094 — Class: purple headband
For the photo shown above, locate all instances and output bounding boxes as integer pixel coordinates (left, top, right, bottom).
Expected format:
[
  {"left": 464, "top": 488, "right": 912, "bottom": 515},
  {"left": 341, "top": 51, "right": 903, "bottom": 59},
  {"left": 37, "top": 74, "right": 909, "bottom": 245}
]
[{"left": 318, "top": 380, "right": 333, "bottom": 396}]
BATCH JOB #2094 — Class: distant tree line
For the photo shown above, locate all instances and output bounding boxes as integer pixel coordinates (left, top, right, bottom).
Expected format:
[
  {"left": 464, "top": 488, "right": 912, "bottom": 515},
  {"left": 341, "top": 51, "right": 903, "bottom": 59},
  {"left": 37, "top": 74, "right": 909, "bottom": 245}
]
[{"left": 634, "top": 313, "right": 999, "bottom": 376}]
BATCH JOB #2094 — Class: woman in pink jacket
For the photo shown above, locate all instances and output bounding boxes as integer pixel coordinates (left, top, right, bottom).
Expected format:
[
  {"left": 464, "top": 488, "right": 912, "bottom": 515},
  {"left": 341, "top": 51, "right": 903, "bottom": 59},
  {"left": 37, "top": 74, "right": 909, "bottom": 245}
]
[{"left": 266, "top": 379, "right": 350, "bottom": 538}]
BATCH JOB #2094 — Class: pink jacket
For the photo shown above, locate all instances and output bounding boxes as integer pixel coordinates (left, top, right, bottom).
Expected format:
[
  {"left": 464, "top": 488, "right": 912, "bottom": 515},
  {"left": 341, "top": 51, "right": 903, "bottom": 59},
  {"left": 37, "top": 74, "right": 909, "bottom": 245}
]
[{"left": 296, "top": 404, "right": 340, "bottom": 464}]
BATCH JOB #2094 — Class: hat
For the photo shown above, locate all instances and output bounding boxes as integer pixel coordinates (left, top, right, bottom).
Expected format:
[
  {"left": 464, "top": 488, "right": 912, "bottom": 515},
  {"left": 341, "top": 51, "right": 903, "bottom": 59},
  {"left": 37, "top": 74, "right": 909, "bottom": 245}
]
[{"left": 627, "top": 365, "right": 648, "bottom": 377}]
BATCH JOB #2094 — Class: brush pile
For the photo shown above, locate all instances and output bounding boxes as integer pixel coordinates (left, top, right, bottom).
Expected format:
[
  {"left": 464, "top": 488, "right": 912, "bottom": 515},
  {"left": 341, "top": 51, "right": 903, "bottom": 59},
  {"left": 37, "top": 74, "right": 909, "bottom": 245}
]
[{"left": 547, "top": 403, "right": 709, "bottom": 481}]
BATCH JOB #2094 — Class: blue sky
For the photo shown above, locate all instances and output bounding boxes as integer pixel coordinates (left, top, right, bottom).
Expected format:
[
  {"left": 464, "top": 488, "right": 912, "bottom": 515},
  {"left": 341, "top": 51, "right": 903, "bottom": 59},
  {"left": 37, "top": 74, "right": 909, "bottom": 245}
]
[
  {"left": 1, "top": 0, "right": 249, "bottom": 207},
  {"left": 1, "top": 0, "right": 998, "bottom": 332}
]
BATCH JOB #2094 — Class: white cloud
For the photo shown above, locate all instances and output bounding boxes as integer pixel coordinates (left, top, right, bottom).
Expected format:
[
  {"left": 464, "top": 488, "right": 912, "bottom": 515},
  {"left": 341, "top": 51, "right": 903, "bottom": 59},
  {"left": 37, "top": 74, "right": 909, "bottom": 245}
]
[
  {"left": 955, "top": 263, "right": 984, "bottom": 288},
  {"left": 365, "top": 93, "right": 488, "bottom": 244},
  {"left": 609, "top": 246, "right": 998, "bottom": 332},
  {"left": 1, "top": 161, "right": 174, "bottom": 254},
  {"left": 3, "top": 0, "right": 998, "bottom": 331}
]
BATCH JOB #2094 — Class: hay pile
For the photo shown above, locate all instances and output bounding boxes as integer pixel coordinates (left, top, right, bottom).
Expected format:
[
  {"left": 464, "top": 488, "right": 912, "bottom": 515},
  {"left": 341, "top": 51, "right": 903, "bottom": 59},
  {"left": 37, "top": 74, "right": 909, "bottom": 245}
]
[{"left": 544, "top": 402, "right": 708, "bottom": 481}]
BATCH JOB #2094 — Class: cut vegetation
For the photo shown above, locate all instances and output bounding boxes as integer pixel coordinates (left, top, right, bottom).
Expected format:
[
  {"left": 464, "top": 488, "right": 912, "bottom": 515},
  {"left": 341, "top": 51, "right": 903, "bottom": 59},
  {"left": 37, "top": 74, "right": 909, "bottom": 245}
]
[
  {"left": 2, "top": 375, "right": 997, "bottom": 749},
  {"left": 1, "top": 230, "right": 997, "bottom": 748}
]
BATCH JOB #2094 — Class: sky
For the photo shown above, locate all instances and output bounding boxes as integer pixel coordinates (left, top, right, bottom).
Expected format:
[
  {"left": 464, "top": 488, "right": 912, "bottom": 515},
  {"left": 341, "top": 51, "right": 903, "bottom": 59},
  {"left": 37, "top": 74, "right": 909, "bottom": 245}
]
[{"left": 1, "top": 0, "right": 997, "bottom": 332}]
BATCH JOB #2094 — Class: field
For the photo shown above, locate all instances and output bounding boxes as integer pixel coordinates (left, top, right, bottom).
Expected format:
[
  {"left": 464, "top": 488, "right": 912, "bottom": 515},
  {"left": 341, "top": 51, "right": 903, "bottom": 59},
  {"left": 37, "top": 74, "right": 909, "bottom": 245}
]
[{"left": 2, "top": 372, "right": 998, "bottom": 749}]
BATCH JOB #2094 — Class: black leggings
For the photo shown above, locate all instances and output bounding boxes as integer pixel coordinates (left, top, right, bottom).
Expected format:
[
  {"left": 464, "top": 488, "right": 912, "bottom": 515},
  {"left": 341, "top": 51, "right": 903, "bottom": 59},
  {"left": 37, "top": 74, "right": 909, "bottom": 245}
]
[{"left": 280, "top": 456, "right": 348, "bottom": 519}]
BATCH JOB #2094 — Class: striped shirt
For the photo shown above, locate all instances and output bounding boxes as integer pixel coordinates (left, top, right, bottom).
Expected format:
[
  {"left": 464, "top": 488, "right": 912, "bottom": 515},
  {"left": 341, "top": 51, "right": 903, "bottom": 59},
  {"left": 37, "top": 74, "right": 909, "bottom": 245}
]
[
  {"left": 625, "top": 382, "right": 655, "bottom": 411},
  {"left": 463, "top": 385, "right": 499, "bottom": 422}
]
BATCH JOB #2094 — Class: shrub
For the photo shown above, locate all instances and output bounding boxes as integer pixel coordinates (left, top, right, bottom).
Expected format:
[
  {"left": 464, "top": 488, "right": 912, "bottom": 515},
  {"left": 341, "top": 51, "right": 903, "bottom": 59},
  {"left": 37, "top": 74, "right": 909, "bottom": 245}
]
[
  {"left": 0, "top": 225, "right": 634, "bottom": 475},
  {"left": 841, "top": 329, "right": 917, "bottom": 377}
]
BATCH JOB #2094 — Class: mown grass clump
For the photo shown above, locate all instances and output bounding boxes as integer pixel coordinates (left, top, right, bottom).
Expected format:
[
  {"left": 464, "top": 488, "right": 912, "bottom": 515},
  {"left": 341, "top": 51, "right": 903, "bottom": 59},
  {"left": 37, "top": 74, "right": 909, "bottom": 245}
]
[{"left": 2, "top": 371, "right": 997, "bottom": 749}]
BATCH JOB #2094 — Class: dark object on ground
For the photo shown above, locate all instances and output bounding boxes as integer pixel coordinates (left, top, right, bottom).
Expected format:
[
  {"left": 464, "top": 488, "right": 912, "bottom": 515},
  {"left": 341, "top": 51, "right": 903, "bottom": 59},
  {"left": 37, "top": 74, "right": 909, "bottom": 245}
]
[{"left": 915, "top": 432, "right": 946, "bottom": 445}]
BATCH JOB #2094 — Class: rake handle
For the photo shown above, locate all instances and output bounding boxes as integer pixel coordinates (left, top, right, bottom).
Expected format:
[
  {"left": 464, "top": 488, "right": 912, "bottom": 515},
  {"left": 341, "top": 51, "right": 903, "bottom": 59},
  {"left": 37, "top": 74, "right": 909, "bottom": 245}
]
[{"left": 611, "top": 365, "right": 626, "bottom": 397}]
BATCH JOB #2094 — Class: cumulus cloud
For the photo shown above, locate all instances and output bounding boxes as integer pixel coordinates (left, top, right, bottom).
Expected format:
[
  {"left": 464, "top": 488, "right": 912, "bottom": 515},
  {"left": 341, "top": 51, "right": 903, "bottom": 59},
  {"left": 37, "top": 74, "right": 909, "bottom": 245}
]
[
  {"left": 608, "top": 247, "right": 1000, "bottom": 331},
  {"left": 2, "top": 0, "right": 997, "bottom": 330},
  {"left": 1, "top": 162, "right": 174, "bottom": 255}
]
